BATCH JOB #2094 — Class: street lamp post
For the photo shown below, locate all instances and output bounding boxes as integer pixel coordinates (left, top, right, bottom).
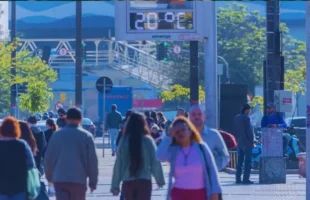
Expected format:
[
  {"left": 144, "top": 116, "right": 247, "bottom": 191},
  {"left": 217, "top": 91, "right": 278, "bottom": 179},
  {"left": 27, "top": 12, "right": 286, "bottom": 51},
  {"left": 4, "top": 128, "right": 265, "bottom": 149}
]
[{"left": 218, "top": 56, "right": 230, "bottom": 83}]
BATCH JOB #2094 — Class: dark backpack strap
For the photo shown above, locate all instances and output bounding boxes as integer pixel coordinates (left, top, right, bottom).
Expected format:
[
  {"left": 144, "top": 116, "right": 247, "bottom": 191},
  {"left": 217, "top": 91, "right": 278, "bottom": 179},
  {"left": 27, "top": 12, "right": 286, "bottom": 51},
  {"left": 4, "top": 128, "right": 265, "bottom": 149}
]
[{"left": 276, "top": 113, "right": 282, "bottom": 124}]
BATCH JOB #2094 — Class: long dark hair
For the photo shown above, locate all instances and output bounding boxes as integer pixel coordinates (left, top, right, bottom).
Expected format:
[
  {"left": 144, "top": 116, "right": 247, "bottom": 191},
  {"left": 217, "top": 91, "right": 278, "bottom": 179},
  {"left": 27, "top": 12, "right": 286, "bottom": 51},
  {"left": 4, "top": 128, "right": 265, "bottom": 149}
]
[
  {"left": 46, "top": 118, "right": 57, "bottom": 132},
  {"left": 124, "top": 112, "right": 150, "bottom": 177},
  {"left": 19, "top": 121, "right": 37, "bottom": 155}
]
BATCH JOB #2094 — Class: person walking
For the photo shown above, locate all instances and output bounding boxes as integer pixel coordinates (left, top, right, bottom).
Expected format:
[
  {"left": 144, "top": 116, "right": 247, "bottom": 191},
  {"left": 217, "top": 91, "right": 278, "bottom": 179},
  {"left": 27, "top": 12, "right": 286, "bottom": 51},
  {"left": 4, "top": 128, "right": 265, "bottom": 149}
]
[
  {"left": 144, "top": 111, "right": 155, "bottom": 129},
  {"left": 111, "top": 112, "right": 165, "bottom": 200},
  {"left": 156, "top": 116, "right": 222, "bottom": 200},
  {"left": 233, "top": 104, "right": 254, "bottom": 184},
  {"left": 0, "top": 117, "right": 36, "bottom": 200},
  {"left": 56, "top": 108, "right": 67, "bottom": 128},
  {"left": 44, "top": 108, "right": 99, "bottom": 200},
  {"left": 44, "top": 118, "right": 57, "bottom": 144},
  {"left": 19, "top": 121, "right": 38, "bottom": 156},
  {"left": 27, "top": 116, "right": 47, "bottom": 176},
  {"left": 43, "top": 118, "right": 58, "bottom": 196},
  {"left": 189, "top": 105, "right": 230, "bottom": 171},
  {"left": 105, "top": 104, "right": 123, "bottom": 156},
  {"left": 157, "top": 112, "right": 167, "bottom": 127}
]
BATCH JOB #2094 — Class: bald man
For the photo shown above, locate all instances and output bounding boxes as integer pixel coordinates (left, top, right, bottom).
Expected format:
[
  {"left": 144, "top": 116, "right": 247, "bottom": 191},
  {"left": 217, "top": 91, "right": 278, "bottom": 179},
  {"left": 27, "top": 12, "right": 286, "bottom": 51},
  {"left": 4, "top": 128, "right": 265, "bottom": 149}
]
[{"left": 189, "top": 105, "right": 230, "bottom": 171}]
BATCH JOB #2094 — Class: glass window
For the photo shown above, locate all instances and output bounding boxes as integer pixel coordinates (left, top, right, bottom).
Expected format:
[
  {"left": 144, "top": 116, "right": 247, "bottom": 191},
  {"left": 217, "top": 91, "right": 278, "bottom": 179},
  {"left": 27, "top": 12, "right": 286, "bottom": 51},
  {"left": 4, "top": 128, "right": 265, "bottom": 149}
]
[{"left": 291, "top": 118, "right": 306, "bottom": 128}]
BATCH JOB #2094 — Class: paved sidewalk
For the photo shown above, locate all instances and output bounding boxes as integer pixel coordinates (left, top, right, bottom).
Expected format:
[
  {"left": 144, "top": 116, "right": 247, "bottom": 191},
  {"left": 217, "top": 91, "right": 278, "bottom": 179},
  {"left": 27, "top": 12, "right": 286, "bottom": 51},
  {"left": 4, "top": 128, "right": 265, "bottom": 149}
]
[{"left": 49, "top": 138, "right": 306, "bottom": 200}]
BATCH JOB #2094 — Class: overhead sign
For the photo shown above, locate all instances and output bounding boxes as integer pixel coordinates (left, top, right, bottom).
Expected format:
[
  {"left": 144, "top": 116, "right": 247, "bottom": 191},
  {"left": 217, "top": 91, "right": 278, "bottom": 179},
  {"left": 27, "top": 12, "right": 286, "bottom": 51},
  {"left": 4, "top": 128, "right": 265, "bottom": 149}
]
[
  {"left": 115, "top": 1, "right": 210, "bottom": 41},
  {"left": 172, "top": 45, "right": 182, "bottom": 54},
  {"left": 55, "top": 102, "right": 64, "bottom": 111},
  {"left": 96, "top": 76, "right": 113, "bottom": 94},
  {"left": 58, "top": 48, "right": 68, "bottom": 56}
]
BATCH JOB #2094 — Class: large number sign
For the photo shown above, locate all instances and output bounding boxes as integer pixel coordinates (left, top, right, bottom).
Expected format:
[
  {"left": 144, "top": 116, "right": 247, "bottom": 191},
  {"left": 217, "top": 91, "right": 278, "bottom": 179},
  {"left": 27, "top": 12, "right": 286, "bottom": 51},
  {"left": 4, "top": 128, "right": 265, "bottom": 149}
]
[{"left": 115, "top": 1, "right": 210, "bottom": 41}]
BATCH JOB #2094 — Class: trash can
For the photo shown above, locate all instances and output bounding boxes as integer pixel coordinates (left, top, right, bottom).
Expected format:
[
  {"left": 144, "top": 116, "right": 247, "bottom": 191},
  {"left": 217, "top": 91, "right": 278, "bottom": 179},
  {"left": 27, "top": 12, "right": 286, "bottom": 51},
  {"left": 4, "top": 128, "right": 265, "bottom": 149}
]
[{"left": 297, "top": 152, "right": 306, "bottom": 178}]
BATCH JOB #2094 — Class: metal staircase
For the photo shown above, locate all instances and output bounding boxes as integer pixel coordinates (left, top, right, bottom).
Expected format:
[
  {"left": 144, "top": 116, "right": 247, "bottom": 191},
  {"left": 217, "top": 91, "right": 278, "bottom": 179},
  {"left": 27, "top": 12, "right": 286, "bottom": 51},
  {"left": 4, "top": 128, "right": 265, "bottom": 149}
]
[
  {"left": 109, "top": 38, "right": 170, "bottom": 90},
  {"left": 2, "top": 38, "right": 171, "bottom": 90}
]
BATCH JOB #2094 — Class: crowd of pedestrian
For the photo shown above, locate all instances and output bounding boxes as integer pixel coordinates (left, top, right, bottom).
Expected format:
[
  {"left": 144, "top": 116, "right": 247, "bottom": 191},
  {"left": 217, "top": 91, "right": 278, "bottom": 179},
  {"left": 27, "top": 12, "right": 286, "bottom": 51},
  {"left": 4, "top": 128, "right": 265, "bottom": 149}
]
[
  {"left": 0, "top": 107, "right": 99, "bottom": 200},
  {"left": 0, "top": 102, "right": 267, "bottom": 200}
]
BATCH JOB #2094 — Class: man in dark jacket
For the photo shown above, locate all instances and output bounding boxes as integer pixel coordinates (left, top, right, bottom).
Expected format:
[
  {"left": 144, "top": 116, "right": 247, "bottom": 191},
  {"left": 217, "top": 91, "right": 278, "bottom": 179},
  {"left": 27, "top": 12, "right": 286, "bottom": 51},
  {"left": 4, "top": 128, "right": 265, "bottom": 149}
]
[
  {"left": 233, "top": 104, "right": 254, "bottom": 184},
  {"left": 27, "top": 116, "right": 47, "bottom": 176},
  {"left": 105, "top": 104, "right": 123, "bottom": 156},
  {"left": 57, "top": 108, "right": 67, "bottom": 128}
]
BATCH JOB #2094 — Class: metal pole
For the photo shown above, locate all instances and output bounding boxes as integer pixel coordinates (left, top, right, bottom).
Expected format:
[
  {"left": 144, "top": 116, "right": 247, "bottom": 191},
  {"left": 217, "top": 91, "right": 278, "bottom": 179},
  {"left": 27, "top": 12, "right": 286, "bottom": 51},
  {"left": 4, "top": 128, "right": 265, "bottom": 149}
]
[
  {"left": 190, "top": 41, "right": 199, "bottom": 105},
  {"left": 10, "top": 0, "right": 16, "bottom": 117},
  {"left": 103, "top": 78, "right": 106, "bottom": 157},
  {"left": 218, "top": 56, "right": 230, "bottom": 82},
  {"left": 204, "top": 2, "right": 218, "bottom": 128},
  {"left": 75, "top": 1, "right": 82, "bottom": 108},
  {"left": 305, "top": 2, "right": 310, "bottom": 199}
]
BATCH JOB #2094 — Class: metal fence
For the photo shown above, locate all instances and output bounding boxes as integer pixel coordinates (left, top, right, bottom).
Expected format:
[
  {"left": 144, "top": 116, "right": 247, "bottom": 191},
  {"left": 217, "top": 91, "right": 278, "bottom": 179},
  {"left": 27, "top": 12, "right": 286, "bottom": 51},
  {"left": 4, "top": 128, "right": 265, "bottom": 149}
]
[{"left": 227, "top": 151, "right": 238, "bottom": 169}]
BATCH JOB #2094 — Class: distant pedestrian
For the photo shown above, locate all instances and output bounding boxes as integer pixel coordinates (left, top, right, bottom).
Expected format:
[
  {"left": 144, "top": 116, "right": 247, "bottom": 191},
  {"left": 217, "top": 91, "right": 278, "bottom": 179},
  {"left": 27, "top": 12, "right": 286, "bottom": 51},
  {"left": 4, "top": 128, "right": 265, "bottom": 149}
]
[
  {"left": 27, "top": 116, "right": 47, "bottom": 176},
  {"left": 0, "top": 117, "right": 36, "bottom": 200},
  {"left": 177, "top": 108, "right": 185, "bottom": 117},
  {"left": 116, "top": 109, "right": 133, "bottom": 147},
  {"left": 111, "top": 112, "right": 165, "bottom": 200},
  {"left": 189, "top": 105, "right": 230, "bottom": 171},
  {"left": 151, "top": 111, "right": 158, "bottom": 125},
  {"left": 19, "top": 121, "right": 38, "bottom": 156},
  {"left": 44, "top": 118, "right": 58, "bottom": 195},
  {"left": 261, "top": 102, "right": 289, "bottom": 156},
  {"left": 151, "top": 124, "right": 162, "bottom": 146},
  {"left": 44, "top": 107, "right": 99, "bottom": 200},
  {"left": 44, "top": 118, "right": 57, "bottom": 144},
  {"left": 56, "top": 108, "right": 67, "bottom": 128},
  {"left": 156, "top": 116, "right": 222, "bottom": 200},
  {"left": 233, "top": 104, "right": 254, "bottom": 184},
  {"left": 105, "top": 104, "right": 123, "bottom": 156},
  {"left": 145, "top": 111, "right": 155, "bottom": 129},
  {"left": 157, "top": 112, "right": 167, "bottom": 127}
]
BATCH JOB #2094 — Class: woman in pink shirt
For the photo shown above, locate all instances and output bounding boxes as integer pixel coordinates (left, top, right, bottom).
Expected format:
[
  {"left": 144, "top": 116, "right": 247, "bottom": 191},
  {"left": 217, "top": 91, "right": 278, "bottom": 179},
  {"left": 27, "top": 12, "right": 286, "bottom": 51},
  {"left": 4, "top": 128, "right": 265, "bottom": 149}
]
[{"left": 156, "top": 116, "right": 222, "bottom": 200}]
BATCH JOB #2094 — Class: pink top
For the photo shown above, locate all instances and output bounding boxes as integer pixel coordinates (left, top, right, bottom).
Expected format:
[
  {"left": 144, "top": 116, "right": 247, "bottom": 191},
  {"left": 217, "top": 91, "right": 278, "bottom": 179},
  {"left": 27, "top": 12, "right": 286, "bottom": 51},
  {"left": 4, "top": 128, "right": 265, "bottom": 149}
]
[{"left": 173, "top": 146, "right": 205, "bottom": 189}]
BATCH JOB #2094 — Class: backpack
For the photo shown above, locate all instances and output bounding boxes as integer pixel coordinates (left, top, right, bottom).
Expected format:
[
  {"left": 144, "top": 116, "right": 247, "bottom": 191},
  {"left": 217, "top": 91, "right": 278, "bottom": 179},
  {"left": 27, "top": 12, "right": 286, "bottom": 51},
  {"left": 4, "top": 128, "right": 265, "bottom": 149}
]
[{"left": 218, "top": 129, "right": 237, "bottom": 150}]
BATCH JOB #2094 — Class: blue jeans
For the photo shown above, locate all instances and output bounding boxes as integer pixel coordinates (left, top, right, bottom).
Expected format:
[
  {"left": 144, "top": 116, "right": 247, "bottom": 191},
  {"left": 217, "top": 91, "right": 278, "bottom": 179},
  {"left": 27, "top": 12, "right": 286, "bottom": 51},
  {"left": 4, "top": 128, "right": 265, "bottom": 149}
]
[
  {"left": 0, "top": 193, "right": 27, "bottom": 200},
  {"left": 109, "top": 129, "right": 118, "bottom": 152},
  {"left": 236, "top": 146, "right": 252, "bottom": 182}
]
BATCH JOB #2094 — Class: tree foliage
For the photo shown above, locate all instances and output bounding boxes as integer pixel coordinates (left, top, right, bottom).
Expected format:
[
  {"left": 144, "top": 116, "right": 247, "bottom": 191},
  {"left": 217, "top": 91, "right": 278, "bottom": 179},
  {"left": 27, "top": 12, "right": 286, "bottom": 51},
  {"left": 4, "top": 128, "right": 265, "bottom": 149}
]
[
  {"left": 0, "top": 40, "right": 57, "bottom": 114},
  {"left": 160, "top": 84, "right": 205, "bottom": 109},
  {"left": 284, "top": 65, "right": 306, "bottom": 95},
  {"left": 249, "top": 96, "right": 264, "bottom": 113},
  {"left": 166, "top": 3, "right": 306, "bottom": 93}
]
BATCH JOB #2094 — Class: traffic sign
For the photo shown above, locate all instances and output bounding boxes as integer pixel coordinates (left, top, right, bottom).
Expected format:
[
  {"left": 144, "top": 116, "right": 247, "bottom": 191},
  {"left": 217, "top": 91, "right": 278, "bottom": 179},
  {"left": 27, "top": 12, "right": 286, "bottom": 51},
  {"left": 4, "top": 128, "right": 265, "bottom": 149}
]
[
  {"left": 96, "top": 77, "right": 113, "bottom": 94},
  {"left": 58, "top": 48, "right": 68, "bottom": 56},
  {"left": 172, "top": 45, "right": 182, "bottom": 54},
  {"left": 55, "top": 102, "right": 64, "bottom": 111}
]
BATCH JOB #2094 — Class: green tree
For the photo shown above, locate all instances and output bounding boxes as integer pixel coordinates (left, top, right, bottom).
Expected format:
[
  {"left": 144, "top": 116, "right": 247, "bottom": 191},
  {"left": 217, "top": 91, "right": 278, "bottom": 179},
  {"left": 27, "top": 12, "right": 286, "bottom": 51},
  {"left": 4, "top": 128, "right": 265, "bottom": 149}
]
[
  {"left": 166, "top": 3, "right": 306, "bottom": 93},
  {"left": 0, "top": 41, "right": 57, "bottom": 114},
  {"left": 160, "top": 84, "right": 205, "bottom": 109}
]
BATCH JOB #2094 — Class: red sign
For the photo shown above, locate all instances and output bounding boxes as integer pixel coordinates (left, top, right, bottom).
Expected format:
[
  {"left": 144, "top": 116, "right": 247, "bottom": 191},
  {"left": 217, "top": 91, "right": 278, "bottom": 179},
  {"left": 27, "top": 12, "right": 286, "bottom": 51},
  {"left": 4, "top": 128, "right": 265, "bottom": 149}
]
[
  {"left": 133, "top": 99, "right": 163, "bottom": 109},
  {"left": 283, "top": 98, "right": 292, "bottom": 103}
]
